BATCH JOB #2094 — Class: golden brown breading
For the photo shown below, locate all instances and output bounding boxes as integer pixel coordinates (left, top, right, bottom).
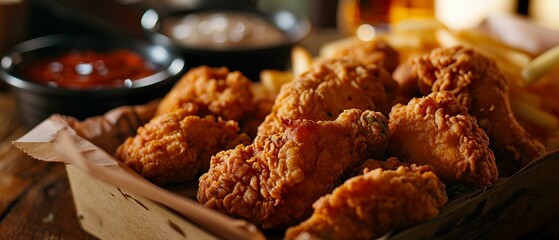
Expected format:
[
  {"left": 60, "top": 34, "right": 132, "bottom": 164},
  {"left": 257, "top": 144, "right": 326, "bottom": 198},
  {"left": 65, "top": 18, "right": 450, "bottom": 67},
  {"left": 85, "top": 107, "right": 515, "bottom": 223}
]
[
  {"left": 327, "top": 38, "right": 400, "bottom": 73},
  {"left": 284, "top": 165, "right": 447, "bottom": 240},
  {"left": 411, "top": 46, "right": 546, "bottom": 176},
  {"left": 114, "top": 109, "right": 250, "bottom": 185},
  {"left": 155, "top": 66, "right": 255, "bottom": 121},
  {"left": 388, "top": 91, "right": 498, "bottom": 187},
  {"left": 197, "top": 109, "right": 389, "bottom": 229},
  {"left": 257, "top": 58, "right": 396, "bottom": 136}
]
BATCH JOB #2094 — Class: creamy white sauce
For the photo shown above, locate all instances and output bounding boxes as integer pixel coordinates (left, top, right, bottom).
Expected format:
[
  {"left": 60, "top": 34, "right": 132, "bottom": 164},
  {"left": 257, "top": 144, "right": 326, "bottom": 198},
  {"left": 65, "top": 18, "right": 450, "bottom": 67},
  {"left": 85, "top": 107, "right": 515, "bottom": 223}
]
[{"left": 162, "top": 11, "right": 288, "bottom": 49}]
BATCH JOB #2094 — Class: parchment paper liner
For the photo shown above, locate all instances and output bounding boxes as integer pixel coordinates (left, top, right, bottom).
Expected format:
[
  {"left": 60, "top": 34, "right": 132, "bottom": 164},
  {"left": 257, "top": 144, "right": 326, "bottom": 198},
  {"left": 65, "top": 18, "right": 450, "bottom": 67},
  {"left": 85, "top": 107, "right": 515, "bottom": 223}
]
[{"left": 12, "top": 101, "right": 265, "bottom": 240}]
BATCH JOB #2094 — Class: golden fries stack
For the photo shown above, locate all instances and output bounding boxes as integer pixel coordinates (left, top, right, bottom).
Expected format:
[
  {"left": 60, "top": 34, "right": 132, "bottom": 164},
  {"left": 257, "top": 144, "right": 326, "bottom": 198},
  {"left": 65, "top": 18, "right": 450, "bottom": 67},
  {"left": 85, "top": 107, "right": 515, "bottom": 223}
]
[
  {"left": 381, "top": 19, "right": 442, "bottom": 62},
  {"left": 260, "top": 46, "right": 313, "bottom": 94}
]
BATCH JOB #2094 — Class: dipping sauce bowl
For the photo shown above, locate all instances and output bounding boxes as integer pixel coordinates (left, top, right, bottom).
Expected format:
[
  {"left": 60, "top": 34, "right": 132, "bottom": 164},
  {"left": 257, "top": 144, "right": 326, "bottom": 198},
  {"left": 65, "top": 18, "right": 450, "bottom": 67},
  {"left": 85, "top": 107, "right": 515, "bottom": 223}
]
[
  {"left": 141, "top": 6, "right": 310, "bottom": 80},
  {"left": 0, "top": 34, "right": 186, "bottom": 128}
]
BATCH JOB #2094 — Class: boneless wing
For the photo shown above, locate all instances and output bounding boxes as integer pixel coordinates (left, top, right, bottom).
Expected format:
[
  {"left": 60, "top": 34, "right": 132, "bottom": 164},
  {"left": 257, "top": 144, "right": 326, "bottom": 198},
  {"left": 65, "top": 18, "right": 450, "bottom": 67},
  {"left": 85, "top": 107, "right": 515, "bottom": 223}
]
[
  {"left": 197, "top": 109, "right": 389, "bottom": 229},
  {"left": 389, "top": 91, "right": 498, "bottom": 187},
  {"left": 114, "top": 109, "right": 250, "bottom": 185},
  {"left": 411, "top": 46, "right": 546, "bottom": 176},
  {"left": 285, "top": 165, "right": 447, "bottom": 240},
  {"left": 156, "top": 66, "right": 255, "bottom": 121},
  {"left": 257, "top": 58, "right": 397, "bottom": 136}
]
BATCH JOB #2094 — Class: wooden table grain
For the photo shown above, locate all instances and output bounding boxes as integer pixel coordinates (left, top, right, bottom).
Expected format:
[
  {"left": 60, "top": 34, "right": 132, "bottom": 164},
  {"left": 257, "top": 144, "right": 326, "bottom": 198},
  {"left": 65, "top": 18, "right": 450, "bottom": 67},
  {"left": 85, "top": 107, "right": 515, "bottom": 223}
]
[{"left": 0, "top": 90, "right": 96, "bottom": 239}]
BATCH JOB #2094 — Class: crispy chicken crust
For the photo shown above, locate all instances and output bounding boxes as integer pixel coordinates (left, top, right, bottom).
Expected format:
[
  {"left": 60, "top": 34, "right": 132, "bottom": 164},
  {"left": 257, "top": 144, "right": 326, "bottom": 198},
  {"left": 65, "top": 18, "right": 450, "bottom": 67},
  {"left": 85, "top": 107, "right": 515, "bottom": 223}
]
[
  {"left": 115, "top": 109, "right": 250, "bottom": 185},
  {"left": 285, "top": 165, "right": 447, "bottom": 240},
  {"left": 197, "top": 109, "right": 389, "bottom": 229},
  {"left": 156, "top": 66, "right": 255, "bottom": 121},
  {"left": 388, "top": 91, "right": 498, "bottom": 187},
  {"left": 411, "top": 46, "right": 546, "bottom": 176},
  {"left": 257, "top": 58, "right": 396, "bottom": 136}
]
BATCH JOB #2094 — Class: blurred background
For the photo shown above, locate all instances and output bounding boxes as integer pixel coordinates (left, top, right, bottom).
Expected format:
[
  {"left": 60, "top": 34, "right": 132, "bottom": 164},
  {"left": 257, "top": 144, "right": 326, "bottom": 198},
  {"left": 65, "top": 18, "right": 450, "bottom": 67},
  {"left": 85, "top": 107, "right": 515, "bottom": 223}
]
[
  {"left": 1, "top": 0, "right": 559, "bottom": 87},
  {"left": 2, "top": 0, "right": 559, "bottom": 51}
]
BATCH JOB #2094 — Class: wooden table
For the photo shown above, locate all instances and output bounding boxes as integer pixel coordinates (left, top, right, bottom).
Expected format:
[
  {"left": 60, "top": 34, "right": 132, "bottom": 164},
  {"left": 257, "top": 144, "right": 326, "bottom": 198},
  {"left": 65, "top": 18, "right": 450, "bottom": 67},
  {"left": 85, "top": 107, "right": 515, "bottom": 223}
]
[{"left": 0, "top": 90, "right": 96, "bottom": 239}]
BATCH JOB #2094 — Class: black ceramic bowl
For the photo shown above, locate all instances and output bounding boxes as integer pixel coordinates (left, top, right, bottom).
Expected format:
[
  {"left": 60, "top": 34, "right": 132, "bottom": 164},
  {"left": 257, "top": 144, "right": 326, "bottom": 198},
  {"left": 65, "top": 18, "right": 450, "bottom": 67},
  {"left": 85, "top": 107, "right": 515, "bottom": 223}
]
[
  {"left": 141, "top": 6, "right": 310, "bottom": 80},
  {"left": 0, "top": 34, "right": 186, "bottom": 128}
]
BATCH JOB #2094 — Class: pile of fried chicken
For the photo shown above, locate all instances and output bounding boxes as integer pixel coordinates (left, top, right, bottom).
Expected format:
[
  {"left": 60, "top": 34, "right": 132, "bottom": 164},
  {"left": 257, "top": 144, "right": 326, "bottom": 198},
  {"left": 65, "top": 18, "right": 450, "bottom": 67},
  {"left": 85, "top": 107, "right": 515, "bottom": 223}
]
[{"left": 113, "top": 39, "right": 547, "bottom": 239}]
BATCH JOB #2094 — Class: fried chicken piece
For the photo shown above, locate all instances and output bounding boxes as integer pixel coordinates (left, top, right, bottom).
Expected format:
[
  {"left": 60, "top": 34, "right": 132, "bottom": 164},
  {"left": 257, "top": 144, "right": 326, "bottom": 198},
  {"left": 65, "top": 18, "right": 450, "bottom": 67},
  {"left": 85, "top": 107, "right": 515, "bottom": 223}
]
[
  {"left": 389, "top": 91, "right": 498, "bottom": 187},
  {"left": 257, "top": 58, "right": 396, "bottom": 136},
  {"left": 324, "top": 38, "right": 401, "bottom": 108},
  {"left": 326, "top": 38, "right": 400, "bottom": 73},
  {"left": 155, "top": 66, "right": 255, "bottom": 121},
  {"left": 197, "top": 109, "right": 390, "bottom": 229},
  {"left": 411, "top": 46, "right": 546, "bottom": 176},
  {"left": 115, "top": 109, "right": 250, "bottom": 185},
  {"left": 284, "top": 165, "right": 447, "bottom": 240}
]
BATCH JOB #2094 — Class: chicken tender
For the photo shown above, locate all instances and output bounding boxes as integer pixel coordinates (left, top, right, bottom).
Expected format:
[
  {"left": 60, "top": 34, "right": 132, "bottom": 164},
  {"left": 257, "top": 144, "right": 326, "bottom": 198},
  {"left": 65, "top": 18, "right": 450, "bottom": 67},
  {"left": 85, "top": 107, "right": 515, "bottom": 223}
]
[
  {"left": 411, "top": 46, "right": 546, "bottom": 176},
  {"left": 197, "top": 109, "right": 389, "bottom": 229},
  {"left": 285, "top": 165, "right": 447, "bottom": 240},
  {"left": 389, "top": 91, "right": 498, "bottom": 187},
  {"left": 115, "top": 109, "right": 250, "bottom": 185},
  {"left": 257, "top": 58, "right": 396, "bottom": 136},
  {"left": 156, "top": 66, "right": 255, "bottom": 121}
]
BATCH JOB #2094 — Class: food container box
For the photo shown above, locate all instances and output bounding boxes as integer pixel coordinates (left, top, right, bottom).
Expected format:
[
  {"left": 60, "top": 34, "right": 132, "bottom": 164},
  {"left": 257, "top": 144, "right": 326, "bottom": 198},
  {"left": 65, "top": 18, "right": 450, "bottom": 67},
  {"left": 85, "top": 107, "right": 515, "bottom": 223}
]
[{"left": 13, "top": 100, "right": 559, "bottom": 239}]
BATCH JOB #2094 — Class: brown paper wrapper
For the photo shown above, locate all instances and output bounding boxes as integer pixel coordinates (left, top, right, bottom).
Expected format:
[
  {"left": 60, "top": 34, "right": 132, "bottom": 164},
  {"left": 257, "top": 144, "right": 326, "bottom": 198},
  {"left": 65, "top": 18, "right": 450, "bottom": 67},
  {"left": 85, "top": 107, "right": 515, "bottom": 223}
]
[{"left": 12, "top": 101, "right": 264, "bottom": 240}]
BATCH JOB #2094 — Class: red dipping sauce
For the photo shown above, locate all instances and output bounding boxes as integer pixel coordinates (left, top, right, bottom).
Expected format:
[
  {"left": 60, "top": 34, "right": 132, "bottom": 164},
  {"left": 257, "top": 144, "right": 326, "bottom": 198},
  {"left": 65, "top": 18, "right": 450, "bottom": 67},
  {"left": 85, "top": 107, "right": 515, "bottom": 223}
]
[{"left": 21, "top": 49, "right": 159, "bottom": 89}]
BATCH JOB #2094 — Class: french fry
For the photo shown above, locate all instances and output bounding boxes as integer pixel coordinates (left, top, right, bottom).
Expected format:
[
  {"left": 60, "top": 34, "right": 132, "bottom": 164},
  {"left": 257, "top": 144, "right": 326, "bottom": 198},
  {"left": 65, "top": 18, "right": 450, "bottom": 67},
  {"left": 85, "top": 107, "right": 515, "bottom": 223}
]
[
  {"left": 455, "top": 30, "right": 532, "bottom": 70},
  {"left": 318, "top": 37, "right": 361, "bottom": 59},
  {"left": 510, "top": 97, "right": 559, "bottom": 130},
  {"left": 391, "top": 19, "right": 443, "bottom": 35},
  {"left": 522, "top": 45, "right": 559, "bottom": 83},
  {"left": 260, "top": 70, "right": 293, "bottom": 94},
  {"left": 435, "top": 28, "right": 463, "bottom": 48},
  {"left": 291, "top": 46, "right": 313, "bottom": 77},
  {"left": 382, "top": 34, "right": 423, "bottom": 50},
  {"left": 380, "top": 34, "right": 430, "bottom": 62}
]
